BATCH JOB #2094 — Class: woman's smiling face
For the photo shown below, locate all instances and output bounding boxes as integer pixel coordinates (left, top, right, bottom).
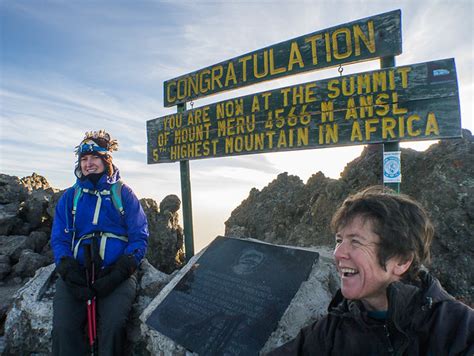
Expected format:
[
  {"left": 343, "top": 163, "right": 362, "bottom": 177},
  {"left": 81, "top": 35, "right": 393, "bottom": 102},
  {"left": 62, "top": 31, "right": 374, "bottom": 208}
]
[
  {"left": 333, "top": 215, "right": 407, "bottom": 311},
  {"left": 80, "top": 154, "right": 105, "bottom": 176}
]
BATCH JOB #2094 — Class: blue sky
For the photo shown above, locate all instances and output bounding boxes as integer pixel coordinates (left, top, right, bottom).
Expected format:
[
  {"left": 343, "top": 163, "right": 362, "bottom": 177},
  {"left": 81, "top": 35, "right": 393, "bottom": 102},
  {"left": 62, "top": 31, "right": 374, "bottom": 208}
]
[{"left": 1, "top": 0, "right": 473, "bottom": 251}]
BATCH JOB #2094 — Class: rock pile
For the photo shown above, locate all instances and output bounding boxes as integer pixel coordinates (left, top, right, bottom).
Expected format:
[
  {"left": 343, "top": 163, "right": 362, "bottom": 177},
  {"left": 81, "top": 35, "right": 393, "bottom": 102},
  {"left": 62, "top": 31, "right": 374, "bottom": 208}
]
[
  {"left": 0, "top": 173, "right": 56, "bottom": 329},
  {"left": 141, "top": 195, "right": 185, "bottom": 274},
  {"left": 226, "top": 130, "right": 474, "bottom": 305}
]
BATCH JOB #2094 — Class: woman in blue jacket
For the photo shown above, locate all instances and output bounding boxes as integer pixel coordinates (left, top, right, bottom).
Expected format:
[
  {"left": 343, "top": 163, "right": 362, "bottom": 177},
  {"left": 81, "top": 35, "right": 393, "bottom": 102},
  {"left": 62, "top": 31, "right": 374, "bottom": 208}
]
[{"left": 51, "top": 130, "right": 149, "bottom": 356}]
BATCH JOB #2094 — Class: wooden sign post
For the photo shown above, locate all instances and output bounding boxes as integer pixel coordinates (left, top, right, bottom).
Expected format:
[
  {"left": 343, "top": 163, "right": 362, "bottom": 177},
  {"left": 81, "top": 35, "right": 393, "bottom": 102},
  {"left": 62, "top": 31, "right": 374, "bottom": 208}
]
[
  {"left": 381, "top": 56, "right": 400, "bottom": 192},
  {"left": 177, "top": 103, "right": 195, "bottom": 260}
]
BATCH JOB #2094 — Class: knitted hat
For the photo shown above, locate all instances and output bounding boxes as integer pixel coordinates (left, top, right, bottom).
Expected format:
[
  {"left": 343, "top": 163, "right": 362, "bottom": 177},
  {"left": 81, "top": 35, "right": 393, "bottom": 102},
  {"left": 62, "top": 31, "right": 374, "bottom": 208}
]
[{"left": 75, "top": 130, "right": 118, "bottom": 178}]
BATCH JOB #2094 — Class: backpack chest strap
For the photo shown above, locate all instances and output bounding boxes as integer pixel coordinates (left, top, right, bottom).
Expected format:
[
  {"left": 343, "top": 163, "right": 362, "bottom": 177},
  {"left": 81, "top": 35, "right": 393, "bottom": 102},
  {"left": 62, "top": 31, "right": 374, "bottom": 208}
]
[
  {"left": 68, "top": 182, "right": 125, "bottom": 254},
  {"left": 82, "top": 188, "right": 111, "bottom": 225},
  {"left": 73, "top": 232, "right": 128, "bottom": 260}
]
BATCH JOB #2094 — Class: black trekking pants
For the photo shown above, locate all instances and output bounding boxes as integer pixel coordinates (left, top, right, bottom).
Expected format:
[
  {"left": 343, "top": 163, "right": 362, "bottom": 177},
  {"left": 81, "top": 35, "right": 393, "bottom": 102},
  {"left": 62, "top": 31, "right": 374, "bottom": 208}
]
[{"left": 52, "top": 275, "right": 137, "bottom": 356}]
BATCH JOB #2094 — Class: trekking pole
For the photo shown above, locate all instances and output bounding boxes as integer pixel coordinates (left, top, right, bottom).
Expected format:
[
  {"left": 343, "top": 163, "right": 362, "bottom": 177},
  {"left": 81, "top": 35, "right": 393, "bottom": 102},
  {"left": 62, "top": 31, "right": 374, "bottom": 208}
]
[
  {"left": 91, "top": 233, "right": 102, "bottom": 353},
  {"left": 90, "top": 242, "right": 97, "bottom": 350},
  {"left": 84, "top": 244, "right": 97, "bottom": 355}
]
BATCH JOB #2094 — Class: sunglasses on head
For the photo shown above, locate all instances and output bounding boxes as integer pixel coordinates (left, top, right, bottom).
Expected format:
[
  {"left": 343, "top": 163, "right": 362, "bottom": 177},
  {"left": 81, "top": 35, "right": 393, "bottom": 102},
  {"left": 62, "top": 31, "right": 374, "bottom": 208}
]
[{"left": 79, "top": 142, "right": 108, "bottom": 154}]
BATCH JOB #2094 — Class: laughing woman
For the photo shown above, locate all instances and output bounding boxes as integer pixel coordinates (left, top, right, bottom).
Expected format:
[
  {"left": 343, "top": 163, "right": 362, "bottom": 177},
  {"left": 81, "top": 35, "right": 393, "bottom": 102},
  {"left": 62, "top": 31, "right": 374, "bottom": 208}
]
[{"left": 268, "top": 186, "right": 473, "bottom": 355}]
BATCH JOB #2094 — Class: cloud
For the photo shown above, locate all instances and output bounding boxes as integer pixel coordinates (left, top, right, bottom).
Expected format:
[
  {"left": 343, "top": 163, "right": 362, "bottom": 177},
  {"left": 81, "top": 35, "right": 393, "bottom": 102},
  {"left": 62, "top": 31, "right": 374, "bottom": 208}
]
[{"left": 0, "top": 71, "right": 152, "bottom": 190}]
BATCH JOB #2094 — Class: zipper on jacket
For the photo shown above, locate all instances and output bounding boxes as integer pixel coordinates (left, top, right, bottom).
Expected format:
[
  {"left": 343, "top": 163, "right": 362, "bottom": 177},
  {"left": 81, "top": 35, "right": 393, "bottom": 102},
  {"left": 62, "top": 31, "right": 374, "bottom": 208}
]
[{"left": 383, "top": 324, "right": 395, "bottom": 354}]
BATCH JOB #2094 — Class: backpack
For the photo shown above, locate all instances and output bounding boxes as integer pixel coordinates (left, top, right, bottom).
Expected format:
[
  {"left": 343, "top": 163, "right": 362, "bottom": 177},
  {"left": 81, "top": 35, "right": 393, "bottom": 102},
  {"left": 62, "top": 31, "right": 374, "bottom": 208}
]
[{"left": 65, "top": 180, "right": 128, "bottom": 259}]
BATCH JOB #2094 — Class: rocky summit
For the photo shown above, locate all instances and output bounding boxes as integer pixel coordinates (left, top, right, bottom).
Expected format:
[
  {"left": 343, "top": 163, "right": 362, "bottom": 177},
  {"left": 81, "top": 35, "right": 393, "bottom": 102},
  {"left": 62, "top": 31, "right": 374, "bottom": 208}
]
[
  {"left": 0, "top": 129, "right": 472, "bottom": 353},
  {"left": 226, "top": 129, "right": 474, "bottom": 306}
]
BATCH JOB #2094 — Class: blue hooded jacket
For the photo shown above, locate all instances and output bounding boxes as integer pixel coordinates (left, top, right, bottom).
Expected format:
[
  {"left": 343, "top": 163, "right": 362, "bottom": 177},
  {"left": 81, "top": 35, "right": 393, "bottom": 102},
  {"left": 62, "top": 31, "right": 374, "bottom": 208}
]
[{"left": 51, "top": 167, "right": 149, "bottom": 268}]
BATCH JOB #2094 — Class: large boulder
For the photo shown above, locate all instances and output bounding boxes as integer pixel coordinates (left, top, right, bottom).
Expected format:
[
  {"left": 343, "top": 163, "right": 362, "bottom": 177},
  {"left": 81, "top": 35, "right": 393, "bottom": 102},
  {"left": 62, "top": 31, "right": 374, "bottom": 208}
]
[
  {"left": 225, "top": 173, "right": 307, "bottom": 245},
  {"left": 401, "top": 130, "right": 474, "bottom": 305},
  {"left": 159, "top": 194, "right": 181, "bottom": 215},
  {"left": 13, "top": 250, "right": 50, "bottom": 279},
  {"left": 45, "top": 189, "right": 65, "bottom": 220},
  {"left": 28, "top": 231, "right": 49, "bottom": 254},
  {"left": 0, "top": 232, "right": 39, "bottom": 328},
  {"left": 289, "top": 173, "right": 347, "bottom": 247},
  {"left": 18, "top": 190, "right": 54, "bottom": 232},
  {"left": 141, "top": 196, "right": 185, "bottom": 274},
  {"left": 0, "top": 255, "right": 11, "bottom": 280},
  {"left": 3, "top": 264, "right": 56, "bottom": 355},
  {"left": 0, "top": 173, "right": 54, "bottom": 237},
  {"left": 0, "top": 175, "right": 28, "bottom": 204},
  {"left": 262, "top": 247, "right": 339, "bottom": 353},
  {"left": 20, "top": 173, "right": 52, "bottom": 192},
  {"left": 0, "top": 203, "right": 21, "bottom": 236},
  {"left": 0, "top": 232, "right": 53, "bottom": 284},
  {"left": 0, "top": 235, "right": 35, "bottom": 263}
]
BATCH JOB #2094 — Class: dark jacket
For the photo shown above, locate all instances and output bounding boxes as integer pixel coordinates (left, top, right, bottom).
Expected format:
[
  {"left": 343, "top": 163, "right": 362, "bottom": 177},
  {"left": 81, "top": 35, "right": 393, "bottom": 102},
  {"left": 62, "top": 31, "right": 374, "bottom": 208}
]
[
  {"left": 51, "top": 167, "right": 149, "bottom": 268},
  {"left": 268, "top": 272, "right": 473, "bottom": 355}
]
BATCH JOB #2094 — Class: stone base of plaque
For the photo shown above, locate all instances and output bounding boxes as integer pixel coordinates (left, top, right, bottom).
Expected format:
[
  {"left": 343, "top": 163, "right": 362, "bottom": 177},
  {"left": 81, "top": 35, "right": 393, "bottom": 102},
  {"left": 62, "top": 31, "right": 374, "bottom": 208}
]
[{"left": 140, "top": 236, "right": 339, "bottom": 355}]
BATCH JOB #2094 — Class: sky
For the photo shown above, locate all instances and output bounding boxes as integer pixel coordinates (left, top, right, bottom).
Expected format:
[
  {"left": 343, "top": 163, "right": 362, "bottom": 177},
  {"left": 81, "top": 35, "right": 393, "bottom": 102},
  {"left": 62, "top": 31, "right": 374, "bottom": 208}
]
[{"left": 1, "top": 0, "right": 473, "bottom": 252}]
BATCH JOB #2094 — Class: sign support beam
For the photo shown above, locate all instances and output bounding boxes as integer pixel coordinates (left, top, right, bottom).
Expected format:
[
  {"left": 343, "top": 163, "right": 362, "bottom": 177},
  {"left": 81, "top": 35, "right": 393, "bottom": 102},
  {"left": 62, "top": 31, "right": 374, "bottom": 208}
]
[
  {"left": 178, "top": 102, "right": 195, "bottom": 261},
  {"left": 381, "top": 55, "right": 401, "bottom": 193}
]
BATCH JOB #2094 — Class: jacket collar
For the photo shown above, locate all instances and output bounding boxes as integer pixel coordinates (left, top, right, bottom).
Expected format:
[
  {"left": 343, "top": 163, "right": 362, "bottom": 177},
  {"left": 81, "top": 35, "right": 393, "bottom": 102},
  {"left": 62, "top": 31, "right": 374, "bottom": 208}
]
[
  {"left": 77, "top": 165, "right": 121, "bottom": 190},
  {"left": 329, "top": 271, "right": 452, "bottom": 327}
]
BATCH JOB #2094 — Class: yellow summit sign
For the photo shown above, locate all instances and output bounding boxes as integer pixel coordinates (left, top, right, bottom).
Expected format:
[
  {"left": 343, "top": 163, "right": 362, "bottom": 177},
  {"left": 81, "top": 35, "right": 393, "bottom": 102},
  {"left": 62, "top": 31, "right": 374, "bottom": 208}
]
[
  {"left": 149, "top": 59, "right": 461, "bottom": 163},
  {"left": 163, "top": 10, "right": 402, "bottom": 107}
]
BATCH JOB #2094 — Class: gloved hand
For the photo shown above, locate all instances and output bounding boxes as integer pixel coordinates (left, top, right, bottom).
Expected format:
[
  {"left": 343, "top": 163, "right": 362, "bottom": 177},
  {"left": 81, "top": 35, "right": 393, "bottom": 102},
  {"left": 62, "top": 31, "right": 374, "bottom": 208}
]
[
  {"left": 57, "top": 256, "right": 88, "bottom": 286},
  {"left": 93, "top": 255, "right": 137, "bottom": 298},
  {"left": 56, "top": 256, "right": 94, "bottom": 301},
  {"left": 65, "top": 283, "right": 95, "bottom": 301}
]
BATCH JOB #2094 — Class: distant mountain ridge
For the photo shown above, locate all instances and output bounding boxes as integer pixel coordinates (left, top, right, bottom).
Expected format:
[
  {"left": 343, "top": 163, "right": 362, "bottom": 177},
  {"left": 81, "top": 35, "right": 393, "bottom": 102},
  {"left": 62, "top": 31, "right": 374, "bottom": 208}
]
[{"left": 226, "top": 129, "right": 474, "bottom": 305}]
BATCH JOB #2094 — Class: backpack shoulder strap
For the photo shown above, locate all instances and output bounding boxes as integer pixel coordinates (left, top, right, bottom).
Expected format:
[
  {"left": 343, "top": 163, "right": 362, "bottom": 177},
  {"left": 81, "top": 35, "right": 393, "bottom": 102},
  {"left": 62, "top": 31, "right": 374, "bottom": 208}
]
[
  {"left": 110, "top": 180, "right": 125, "bottom": 216},
  {"left": 72, "top": 183, "right": 83, "bottom": 215},
  {"left": 66, "top": 184, "right": 83, "bottom": 251}
]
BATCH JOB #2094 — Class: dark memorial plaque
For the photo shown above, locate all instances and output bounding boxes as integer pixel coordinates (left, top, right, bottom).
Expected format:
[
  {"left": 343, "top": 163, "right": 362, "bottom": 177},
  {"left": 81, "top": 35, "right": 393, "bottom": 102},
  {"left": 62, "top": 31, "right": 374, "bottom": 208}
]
[{"left": 146, "top": 236, "right": 319, "bottom": 355}]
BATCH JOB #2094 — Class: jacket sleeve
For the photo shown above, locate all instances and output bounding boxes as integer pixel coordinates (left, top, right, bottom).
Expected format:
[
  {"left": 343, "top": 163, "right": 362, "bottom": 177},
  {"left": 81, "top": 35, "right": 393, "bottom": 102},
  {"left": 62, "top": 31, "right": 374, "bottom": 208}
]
[
  {"left": 50, "top": 188, "right": 75, "bottom": 265},
  {"left": 429, "top": 300, "right": 474, "bottom": 355},
  {"left": 266, "top": 317, "right": 329, "bottom": 355},
  {"left": 121, "top": 184, "right": 149, "bottom": 264}
]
